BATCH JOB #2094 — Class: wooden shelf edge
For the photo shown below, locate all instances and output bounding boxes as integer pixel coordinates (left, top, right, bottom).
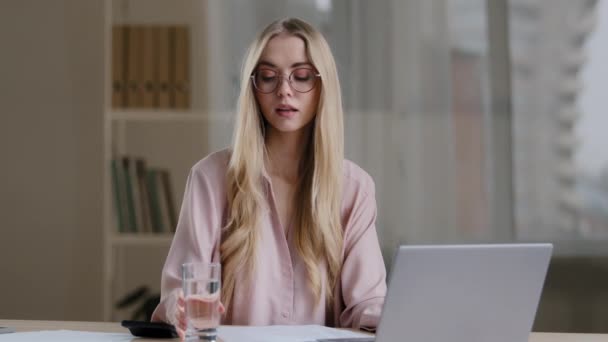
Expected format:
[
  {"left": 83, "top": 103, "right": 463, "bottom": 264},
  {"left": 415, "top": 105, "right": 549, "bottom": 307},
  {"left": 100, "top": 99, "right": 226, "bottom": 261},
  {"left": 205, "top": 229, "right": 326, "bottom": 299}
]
[
  {"left": 107, "top": 110, "right": 233, "bottom": 122},
  {"left": 110, "top": 233, "right": 174, "bottom": 246}
]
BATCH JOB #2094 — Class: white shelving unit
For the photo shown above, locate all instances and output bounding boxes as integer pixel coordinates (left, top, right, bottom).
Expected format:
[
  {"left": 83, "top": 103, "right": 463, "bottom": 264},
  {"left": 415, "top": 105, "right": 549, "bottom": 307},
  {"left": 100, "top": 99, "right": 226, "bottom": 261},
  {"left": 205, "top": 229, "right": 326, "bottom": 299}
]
[
  {"left": 110, "top": 110, "right": 225, "bottom": 122},
  {"left": 103, "top": 106, "right": 223, "bottom": 320},
  {"left": 101, "top": 0, "right": 232, "bottom": 321},
  {"left": 110, "top": 233, "right": 175, "bottom": 246}
]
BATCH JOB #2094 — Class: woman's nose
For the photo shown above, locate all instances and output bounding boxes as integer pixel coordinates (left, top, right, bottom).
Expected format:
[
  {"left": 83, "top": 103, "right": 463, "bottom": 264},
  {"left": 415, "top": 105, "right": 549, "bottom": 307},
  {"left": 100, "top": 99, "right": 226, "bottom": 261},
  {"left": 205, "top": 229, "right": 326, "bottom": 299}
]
[{"left": 276, "top": 77, "right": 293, "bottom": 97}]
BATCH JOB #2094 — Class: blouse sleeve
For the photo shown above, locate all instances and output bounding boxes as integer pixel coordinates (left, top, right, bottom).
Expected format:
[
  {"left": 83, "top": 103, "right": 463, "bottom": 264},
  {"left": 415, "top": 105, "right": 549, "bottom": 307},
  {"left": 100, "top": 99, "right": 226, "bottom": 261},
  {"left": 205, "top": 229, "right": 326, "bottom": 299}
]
[
  {"left": 339, "top": 178, "right": 387, "bottom": 330},
  {"left": 151, "top": 167, "right": 223, "bottom": 323}
]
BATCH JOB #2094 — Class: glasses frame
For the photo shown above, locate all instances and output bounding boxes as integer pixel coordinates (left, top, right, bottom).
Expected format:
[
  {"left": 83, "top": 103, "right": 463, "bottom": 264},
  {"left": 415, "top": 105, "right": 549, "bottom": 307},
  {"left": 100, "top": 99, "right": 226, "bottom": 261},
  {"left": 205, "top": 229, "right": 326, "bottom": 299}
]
[{"left": 251, "top": 67, "right": 322, "bottom": 94}]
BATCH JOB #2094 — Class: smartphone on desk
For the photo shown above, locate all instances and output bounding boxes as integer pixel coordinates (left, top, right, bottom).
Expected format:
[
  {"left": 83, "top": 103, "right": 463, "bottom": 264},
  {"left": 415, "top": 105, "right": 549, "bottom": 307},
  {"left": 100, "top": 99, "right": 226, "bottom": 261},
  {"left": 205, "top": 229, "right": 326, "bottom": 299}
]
[{"left": 121, "top": 320, "right": 177, "bottom": 338}]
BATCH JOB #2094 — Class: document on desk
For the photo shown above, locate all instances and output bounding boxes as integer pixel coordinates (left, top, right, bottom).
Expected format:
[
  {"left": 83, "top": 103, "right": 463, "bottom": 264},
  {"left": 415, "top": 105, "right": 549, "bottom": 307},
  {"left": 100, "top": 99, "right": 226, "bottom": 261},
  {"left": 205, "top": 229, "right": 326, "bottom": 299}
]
[
  {"left": 0, "top": 330, "right": 132, "bottom": 341},
  {"left": 218, "top": 325, "right": 371, "bottom": 342},
  {"left": 0, "top": 326, "right": 370, "bottom": 342}
]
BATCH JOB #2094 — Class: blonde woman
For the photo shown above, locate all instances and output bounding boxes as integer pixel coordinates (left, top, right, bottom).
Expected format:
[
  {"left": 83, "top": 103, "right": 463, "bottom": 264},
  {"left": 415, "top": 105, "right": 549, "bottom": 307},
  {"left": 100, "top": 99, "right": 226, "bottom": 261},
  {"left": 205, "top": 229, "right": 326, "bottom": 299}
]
[{"left": 152, "top": 17, "right": 386, "bottom": 338}]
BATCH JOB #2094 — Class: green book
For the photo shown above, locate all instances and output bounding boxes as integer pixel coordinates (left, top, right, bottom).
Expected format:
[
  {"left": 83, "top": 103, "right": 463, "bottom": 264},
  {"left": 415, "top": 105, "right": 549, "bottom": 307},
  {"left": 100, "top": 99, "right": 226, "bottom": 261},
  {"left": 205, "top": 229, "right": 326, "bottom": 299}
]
[
  {"left": 146, "top": 169, "right": 163, "bottom": 233},
  {"left": 111, "top": 159, "right": 126, "bottom": 233},
  {"left": 122, "top": 157, "right": 137, "bottom": 232}
]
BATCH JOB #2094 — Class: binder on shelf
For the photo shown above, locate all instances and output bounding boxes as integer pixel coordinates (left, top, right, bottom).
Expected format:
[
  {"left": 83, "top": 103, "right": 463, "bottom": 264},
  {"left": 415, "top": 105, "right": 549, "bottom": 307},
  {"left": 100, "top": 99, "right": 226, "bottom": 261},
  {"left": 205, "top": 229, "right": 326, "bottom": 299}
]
[
  {"left": 126, "top": 26, "right": 144, "bottom": 108},
  {"left": 111, "top": 26, "right": 127, "bottom": 108},
  {"left": 141, "top": 26, "right": 158, "bottom": 108},
  {"left": 158, "top": 26, "right": 172, "bottom": 108},
  {"left": 173, "top": 25, "right": 190, "bottom": 109}
]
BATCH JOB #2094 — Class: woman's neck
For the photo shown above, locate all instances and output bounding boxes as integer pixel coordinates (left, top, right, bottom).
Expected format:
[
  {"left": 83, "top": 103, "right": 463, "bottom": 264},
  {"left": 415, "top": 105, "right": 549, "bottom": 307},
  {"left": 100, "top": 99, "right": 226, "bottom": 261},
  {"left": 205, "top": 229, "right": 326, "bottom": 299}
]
[{"left": 264, "top": 126, "right": 312, "bottom": 183}]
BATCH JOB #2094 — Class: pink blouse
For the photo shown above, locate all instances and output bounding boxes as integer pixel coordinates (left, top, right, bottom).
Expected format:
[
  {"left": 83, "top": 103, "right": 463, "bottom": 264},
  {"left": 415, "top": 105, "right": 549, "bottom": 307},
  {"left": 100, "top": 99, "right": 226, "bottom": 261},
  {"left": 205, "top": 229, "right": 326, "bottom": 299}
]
[{"left": 152, "top": 149, "right": 386, "bottom": 329}]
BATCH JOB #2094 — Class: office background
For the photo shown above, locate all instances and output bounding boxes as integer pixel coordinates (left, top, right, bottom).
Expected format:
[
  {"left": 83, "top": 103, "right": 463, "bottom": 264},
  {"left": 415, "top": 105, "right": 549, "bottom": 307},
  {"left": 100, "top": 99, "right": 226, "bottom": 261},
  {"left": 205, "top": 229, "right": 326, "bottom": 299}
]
[{"left": 1, "top": 0, "right": 607, "bottom": 333}]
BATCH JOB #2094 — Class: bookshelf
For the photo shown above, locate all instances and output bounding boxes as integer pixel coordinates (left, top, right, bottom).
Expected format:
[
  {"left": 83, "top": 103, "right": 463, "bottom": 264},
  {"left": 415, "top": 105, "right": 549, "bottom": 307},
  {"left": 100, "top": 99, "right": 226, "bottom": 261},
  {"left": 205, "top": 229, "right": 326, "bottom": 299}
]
[{"left": 102, "top": 0, "right": 232, "bottom": 321}]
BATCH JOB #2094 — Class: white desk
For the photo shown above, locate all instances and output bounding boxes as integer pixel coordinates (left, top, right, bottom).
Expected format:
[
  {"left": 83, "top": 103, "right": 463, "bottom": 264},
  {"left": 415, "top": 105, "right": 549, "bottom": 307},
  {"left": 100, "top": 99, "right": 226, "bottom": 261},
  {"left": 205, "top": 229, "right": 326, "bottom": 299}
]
[{"left": 1, "top": 320, "right": 607, "bottom": 341}]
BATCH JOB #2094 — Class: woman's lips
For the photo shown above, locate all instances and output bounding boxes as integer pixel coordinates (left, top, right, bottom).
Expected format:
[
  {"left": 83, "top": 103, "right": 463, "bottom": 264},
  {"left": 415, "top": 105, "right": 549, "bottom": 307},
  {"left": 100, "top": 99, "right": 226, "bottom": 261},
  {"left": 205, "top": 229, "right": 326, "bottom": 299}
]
[{"left": 276, "top": 108, "right": 298, "bottom": 118}]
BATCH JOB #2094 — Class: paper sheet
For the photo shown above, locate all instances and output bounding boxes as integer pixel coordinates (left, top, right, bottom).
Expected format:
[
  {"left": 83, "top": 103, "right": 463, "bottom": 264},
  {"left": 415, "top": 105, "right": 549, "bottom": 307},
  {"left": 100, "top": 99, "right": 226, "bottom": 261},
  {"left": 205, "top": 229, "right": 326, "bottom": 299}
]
[
  {"left": 218, "top": 325, "right": 371, "bottom": 342},
  {"left": 0, "top": 325, "right": 371, "bottom": 342},
  {"left": 0, "top": 330, "right": 133, "bottom": 341}
]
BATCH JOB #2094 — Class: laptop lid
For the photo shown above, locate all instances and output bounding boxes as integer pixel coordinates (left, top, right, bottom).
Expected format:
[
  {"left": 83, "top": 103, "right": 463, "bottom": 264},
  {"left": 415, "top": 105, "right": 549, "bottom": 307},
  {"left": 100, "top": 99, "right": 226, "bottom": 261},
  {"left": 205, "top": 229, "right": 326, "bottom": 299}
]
[{"left": 375, "top": 243, "right": 553, "bottom": 342}]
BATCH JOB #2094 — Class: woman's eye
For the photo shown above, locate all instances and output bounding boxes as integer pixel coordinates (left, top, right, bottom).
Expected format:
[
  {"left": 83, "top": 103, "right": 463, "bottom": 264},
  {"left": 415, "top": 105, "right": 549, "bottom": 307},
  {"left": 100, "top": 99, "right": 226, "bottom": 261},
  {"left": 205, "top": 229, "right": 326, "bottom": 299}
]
[
  {"left": 260, "top": 76, "right": 276, "bottom": 82},
  {"left": 258, "top": 71, "right": 277, "bottom": 83},
  {"left": 293, "top": 71, "right": 312, "bottom": 81},
  {"left": 294, "top": 76, "right": 310, "bottom": 82}
]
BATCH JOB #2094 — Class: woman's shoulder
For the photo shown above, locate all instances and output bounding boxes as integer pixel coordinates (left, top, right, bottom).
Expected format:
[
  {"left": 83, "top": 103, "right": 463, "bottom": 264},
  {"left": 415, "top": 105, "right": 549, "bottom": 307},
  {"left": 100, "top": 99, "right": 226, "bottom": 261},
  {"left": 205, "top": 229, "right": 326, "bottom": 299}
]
[
  {"left": 191, "top": 147, "right": 232, "bottom": 180},
  {"left": 342, "top": 159, "right": 375, "bottom": 198}
]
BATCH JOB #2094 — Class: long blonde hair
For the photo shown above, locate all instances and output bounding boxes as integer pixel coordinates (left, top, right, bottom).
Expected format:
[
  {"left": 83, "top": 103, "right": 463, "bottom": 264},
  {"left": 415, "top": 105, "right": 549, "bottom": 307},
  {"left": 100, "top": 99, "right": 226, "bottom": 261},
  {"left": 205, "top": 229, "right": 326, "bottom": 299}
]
[{"left": 221, "top": 18, "right": 344, "bottom": 311}]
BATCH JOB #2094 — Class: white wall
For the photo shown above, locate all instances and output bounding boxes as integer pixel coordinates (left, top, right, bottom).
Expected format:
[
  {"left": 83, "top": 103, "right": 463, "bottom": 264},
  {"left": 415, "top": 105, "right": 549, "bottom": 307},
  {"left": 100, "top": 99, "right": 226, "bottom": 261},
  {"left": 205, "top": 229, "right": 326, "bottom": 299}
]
[{"left": 0, "top": 0, "right": 105, "bottom": 320}]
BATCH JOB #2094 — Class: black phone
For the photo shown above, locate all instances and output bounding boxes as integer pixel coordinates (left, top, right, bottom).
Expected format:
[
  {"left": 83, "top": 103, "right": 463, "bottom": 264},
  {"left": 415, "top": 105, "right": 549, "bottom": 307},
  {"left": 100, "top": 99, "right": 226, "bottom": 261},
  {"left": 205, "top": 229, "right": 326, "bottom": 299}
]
[
  {"left": 121, "top": 320, "right": 178, "bottom": 338},
  {"left": 0, "top": 327, "right": 15, "bottom": 334}
]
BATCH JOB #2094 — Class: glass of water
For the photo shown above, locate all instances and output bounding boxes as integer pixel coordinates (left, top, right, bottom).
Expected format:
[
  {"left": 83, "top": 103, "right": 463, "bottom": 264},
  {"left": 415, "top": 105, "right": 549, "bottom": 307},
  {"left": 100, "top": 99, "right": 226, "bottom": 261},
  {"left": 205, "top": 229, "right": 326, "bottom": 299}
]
[{"left": 182, "top": 262, "right": 221, "bottom": 341}]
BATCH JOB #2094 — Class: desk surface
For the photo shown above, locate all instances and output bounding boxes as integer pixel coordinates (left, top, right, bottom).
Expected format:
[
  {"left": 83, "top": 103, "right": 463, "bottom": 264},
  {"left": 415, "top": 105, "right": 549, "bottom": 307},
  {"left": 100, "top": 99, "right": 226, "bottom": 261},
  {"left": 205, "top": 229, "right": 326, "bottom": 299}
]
[{"left": 1, "top": 320, "right": 607, "bottom": 341}]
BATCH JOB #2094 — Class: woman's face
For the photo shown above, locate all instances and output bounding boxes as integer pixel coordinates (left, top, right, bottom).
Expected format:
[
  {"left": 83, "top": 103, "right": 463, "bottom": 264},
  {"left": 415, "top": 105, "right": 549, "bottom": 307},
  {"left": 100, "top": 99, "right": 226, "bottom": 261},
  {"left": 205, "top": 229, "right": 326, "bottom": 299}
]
[{"left": 253, "top": 33, "right": 321, "bottom": 135}]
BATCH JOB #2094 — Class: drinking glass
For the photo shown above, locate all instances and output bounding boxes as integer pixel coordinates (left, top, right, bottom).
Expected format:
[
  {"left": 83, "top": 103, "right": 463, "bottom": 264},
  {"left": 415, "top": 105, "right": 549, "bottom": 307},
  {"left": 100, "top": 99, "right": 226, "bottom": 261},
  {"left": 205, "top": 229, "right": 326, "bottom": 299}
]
[{"left": 182, "top": 262, "right": 221, "bottom": 341}]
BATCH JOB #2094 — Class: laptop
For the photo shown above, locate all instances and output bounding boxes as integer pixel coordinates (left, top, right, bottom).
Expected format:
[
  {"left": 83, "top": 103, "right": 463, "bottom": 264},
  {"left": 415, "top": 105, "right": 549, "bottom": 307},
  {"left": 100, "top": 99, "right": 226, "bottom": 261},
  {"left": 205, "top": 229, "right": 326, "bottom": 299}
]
[{"left": 320, "top": 243, "right": 553, "bottom": 342}]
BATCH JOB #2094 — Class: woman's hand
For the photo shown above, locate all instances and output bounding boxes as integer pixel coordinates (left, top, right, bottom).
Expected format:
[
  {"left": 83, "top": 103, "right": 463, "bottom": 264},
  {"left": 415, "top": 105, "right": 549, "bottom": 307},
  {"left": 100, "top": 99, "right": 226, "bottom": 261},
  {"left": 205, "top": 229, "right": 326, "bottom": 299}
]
[
  {"left": 166, "top": 289, "right": 187, "bottom": 340},
  {"left": 167, "top": 289, "right": 226, "bottom": 341}
]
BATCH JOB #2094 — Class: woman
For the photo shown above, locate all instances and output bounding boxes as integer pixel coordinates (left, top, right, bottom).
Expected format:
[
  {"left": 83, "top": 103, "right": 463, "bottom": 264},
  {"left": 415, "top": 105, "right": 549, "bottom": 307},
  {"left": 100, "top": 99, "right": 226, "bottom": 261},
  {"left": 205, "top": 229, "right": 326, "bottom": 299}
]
[{"left": 152, "top": 17, "right": 386, "bottom": 338}]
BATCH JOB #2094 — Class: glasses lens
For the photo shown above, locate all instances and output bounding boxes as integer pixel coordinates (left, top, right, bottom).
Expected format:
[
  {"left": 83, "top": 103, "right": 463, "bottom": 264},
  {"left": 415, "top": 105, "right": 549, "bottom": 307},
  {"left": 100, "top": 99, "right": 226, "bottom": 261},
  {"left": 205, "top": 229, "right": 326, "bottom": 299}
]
[
  {"left": 254, "top": 69, "right": 278, "bottom": 93},
  {"left": 291, "top": 68, "right": 317, "bottom": 93}
]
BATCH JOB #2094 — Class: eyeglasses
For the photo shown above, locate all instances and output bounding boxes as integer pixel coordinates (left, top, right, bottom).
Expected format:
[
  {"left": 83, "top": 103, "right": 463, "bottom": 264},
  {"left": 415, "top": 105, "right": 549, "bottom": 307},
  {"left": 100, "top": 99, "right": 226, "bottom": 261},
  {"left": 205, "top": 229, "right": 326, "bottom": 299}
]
[{"left": 251, "top": 68, "right": 321, "bottom": 94}]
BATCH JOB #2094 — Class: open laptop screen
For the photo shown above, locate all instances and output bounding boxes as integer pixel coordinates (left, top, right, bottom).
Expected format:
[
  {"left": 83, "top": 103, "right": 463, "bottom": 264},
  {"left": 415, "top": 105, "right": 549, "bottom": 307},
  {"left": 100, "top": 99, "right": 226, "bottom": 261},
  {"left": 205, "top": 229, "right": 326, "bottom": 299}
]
[{"left": 373, "top": 243, "right": 552, "bottom": 342}]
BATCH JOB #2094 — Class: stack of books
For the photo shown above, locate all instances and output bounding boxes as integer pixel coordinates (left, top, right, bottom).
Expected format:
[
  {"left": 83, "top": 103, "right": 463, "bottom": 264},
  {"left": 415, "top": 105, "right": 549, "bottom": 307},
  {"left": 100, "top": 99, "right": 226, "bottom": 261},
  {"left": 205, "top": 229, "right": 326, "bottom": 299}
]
[{"left": 111, "top": 157, "right": 177, "bottom": 233}]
